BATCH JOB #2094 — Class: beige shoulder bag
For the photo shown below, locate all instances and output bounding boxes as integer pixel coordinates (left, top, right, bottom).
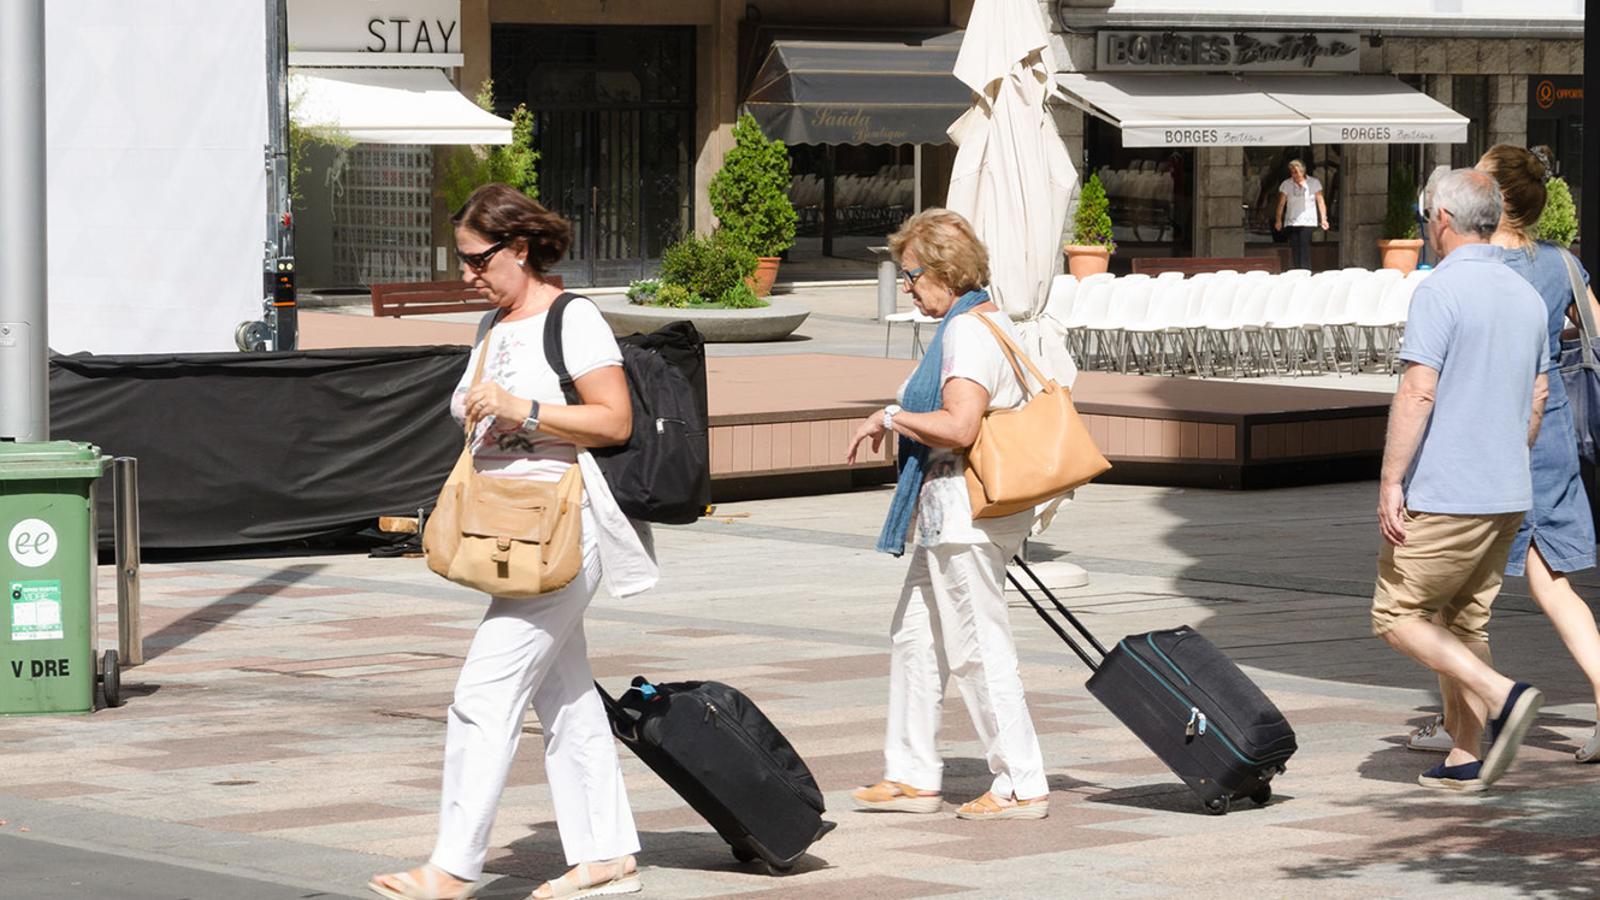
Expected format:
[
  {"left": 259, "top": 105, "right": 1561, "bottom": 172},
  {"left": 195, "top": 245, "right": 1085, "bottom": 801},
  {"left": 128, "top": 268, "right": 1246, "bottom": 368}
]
[
  {"left": 963, "top": 313, "right": 1112, "bottom": 519},
  {"left": 423, "top": 325, "right": 584, "bottom": 597}
]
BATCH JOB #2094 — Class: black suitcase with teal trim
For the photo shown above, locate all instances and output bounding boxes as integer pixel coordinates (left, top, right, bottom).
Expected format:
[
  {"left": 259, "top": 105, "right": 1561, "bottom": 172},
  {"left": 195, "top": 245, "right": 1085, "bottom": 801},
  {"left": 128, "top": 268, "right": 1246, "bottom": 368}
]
[{"left": 1009, "top": 559, "right": 1298, "bottom": 814}]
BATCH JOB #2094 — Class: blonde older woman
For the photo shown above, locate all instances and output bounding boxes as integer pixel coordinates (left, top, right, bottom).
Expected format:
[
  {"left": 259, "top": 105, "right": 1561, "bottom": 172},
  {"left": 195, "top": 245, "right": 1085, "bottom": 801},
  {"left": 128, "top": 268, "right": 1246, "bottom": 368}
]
[
  {"left": 845, "top": 209, "right": 1050, "bottom": 820},
  {"left": 1274, "top": 159, "right": 1329, "bottom": 271}
]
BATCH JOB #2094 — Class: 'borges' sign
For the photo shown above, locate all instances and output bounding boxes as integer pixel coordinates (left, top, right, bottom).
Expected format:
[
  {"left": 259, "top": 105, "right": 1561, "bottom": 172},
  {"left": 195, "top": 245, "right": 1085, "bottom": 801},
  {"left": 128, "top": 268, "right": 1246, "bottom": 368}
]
[{"left": 1098, "top": 31, "right": 1360, "bottom": 73}]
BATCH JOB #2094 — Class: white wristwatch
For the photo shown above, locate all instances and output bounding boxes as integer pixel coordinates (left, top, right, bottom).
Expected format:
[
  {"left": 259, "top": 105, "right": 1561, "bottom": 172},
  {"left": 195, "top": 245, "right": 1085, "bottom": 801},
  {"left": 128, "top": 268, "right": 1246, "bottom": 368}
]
[{"left": 882, "top": 404, "right": 902, "bottom": 433}]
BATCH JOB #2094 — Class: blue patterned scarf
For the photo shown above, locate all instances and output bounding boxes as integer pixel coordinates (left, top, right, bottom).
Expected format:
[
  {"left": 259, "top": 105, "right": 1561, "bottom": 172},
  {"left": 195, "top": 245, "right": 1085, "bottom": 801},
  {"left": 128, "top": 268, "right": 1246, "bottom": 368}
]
[{"left": 875, "top": 289, "right": 991, "bottom": 556}]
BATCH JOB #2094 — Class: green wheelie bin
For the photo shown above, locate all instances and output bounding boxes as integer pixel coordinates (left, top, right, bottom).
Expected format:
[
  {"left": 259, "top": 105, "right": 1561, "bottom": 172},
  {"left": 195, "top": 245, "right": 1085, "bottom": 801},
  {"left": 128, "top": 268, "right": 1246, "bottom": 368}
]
[{"left": 0, "top": 442, "right": 115, "bottom": 715}]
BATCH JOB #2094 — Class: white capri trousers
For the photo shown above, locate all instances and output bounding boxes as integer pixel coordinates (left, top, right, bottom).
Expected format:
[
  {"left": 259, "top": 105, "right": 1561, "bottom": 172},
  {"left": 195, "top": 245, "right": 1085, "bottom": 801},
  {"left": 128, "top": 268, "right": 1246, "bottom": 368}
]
[
  {"left": 882, "top": 536, "right": 1049, "bottom": 801},
  {"left": 430, "top": 508, "right": 640, "bottom": 880}
]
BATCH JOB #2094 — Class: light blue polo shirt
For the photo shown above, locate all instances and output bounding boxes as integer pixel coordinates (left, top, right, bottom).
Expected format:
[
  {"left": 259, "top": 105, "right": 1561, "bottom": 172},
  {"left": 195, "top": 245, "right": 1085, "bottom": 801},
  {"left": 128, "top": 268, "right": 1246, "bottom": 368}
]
[{"left": 1398, "top": 242, "right": 1547, "bottom": 514}]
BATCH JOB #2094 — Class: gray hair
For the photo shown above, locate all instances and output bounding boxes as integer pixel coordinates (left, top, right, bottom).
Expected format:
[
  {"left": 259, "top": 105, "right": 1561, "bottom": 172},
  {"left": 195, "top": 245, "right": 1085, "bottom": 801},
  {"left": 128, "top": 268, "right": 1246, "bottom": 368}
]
[
  {"left": 1287, "top": 159, "right": 1306, "bottom": 174},
  {"left": 1425, "top": 168, "right": 1502, "bottom": 239}
]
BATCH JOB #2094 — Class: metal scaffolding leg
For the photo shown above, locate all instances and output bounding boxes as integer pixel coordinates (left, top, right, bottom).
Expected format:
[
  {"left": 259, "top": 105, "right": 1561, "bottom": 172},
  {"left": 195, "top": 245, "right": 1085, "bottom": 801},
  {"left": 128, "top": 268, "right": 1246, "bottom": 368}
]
[{"left": 115, "top": 457, "right": 144, "bottom": 667}]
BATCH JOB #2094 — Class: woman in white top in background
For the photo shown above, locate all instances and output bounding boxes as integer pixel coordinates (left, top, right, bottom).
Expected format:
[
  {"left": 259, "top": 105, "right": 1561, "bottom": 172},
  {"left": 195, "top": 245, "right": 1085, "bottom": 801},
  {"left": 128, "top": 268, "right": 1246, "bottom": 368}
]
[
  {"left": 845, "top": 209, "right": 1051, "bottom": 822},
  {"left": 1275, "top": 159, "right": 1330, "bottom": 271},
  {"left": 370, "top": 184, "right": 643, "bottom": 900}
]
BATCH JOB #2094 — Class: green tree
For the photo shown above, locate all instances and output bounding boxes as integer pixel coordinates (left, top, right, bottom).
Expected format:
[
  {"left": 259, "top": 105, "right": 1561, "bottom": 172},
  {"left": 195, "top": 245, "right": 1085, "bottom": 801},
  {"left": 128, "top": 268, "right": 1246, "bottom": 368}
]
[
  {"left": 1537, "top": 176, "right": 1579, "bottom": 247},
  {"left": 439, "top": 79, "right": 539, "bottom": 212},
  {"left": 1383, "top": 163, "right": 1420, "bottom": 240},
  {"left": 709, "top": 114, "right": 798, "bottom": 258},
  {"left": 1070, "top": 174, "right": 1116, "bottom": 252}
]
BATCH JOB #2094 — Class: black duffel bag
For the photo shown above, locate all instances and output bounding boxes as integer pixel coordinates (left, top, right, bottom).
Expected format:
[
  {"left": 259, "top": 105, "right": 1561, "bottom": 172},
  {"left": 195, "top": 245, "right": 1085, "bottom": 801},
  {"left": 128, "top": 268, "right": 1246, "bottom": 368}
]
[{"left": 544, "top": 292, "right": 710, "bottom": 524}]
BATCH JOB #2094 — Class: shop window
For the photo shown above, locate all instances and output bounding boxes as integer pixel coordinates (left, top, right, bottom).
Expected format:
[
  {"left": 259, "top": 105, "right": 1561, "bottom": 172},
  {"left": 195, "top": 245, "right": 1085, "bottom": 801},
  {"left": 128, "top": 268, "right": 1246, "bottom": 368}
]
[
  {"left": 1451, "top": 76, "right": 1490, "bottom": 169},
  {"left": 1085, "top": 117, "right": 1193, "bottom": 255},
  {"left": 788, "top": 144, "right": 915, "bottom": 241},
  {"left": 331, "top": 144, "right": 433, "bottom": 286},
  {"left": 1243, "top": 146, "right": 1342, "bottom": 242}
]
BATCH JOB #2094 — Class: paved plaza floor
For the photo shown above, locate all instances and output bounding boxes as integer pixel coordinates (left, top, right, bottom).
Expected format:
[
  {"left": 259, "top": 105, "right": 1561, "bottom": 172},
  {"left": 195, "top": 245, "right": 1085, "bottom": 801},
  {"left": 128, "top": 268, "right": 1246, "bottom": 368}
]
[{"left": 5, "top": 480, "right": 1600, "bottom": 898}]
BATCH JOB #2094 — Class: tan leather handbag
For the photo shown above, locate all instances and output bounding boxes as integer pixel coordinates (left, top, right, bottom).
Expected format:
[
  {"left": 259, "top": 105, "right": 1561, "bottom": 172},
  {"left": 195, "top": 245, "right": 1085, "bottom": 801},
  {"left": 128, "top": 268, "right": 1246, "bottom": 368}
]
[
  {"left": 963, "top": 313, "right": 1111, "bottom": 519},
  {"left": 422, "top": 327, "right": 584, "bottom": 598}
]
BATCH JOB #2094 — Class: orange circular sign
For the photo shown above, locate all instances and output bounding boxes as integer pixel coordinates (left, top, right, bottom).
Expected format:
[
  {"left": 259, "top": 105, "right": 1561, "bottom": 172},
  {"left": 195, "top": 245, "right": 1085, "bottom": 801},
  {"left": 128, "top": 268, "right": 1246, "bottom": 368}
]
[{"left": 1536, "top": 80, "right": 1556, "bottom": 110}]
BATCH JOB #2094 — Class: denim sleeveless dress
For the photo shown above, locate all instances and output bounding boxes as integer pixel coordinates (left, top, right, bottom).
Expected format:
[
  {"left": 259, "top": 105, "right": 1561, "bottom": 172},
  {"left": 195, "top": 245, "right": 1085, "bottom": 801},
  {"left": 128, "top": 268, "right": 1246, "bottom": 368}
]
[{"left": 1503, "top": 242, "right": 1596, "bottom": 576}]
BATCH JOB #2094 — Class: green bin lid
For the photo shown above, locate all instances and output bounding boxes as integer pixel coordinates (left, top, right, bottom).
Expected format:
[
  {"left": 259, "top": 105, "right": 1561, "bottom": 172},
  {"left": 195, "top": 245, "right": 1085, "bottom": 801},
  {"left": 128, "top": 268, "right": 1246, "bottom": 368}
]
[{"left": 0, "top": 441, "right": 110, "bottom": 480}]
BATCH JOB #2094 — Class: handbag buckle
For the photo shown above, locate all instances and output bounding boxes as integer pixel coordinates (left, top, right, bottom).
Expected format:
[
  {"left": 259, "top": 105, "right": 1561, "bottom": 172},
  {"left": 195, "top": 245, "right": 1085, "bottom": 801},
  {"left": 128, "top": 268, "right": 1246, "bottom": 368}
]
[{"left": 491, "top": 536, "right": 512, "bottom": 563}]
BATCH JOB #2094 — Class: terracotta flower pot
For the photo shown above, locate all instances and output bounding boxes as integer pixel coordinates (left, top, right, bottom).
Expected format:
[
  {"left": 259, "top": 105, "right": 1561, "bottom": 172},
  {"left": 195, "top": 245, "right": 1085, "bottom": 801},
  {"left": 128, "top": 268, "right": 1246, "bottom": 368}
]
[
  {"left": 745, "top": 257, "right": 782, "bottom": 297},
  {"left": 1377, "top": 238, "right": 1424, "bottom": 274},
  {"left": 1064, "top": 245, "right": 1112, "bottom": 279}
]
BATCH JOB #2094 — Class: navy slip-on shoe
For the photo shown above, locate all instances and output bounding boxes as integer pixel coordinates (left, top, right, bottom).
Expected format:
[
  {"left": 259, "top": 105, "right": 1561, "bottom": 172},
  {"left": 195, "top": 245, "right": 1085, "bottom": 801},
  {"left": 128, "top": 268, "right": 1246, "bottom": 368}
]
[
  {"left": 1417, "top": 760, "right": 1486, "bottom": 792},
  {"left": 1481, "top": 682, "right": 1544, "bottom": 786}
]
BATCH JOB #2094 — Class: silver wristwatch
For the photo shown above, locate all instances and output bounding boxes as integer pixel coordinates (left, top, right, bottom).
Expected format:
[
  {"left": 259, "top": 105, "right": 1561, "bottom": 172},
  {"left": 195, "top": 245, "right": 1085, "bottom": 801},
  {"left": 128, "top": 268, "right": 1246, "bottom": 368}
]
[
  {"left": 522, "top": 399, "right": 541, "bottom": 433},
  {"left": 882, "top": 404, "right": 902, "bottom": 433}
]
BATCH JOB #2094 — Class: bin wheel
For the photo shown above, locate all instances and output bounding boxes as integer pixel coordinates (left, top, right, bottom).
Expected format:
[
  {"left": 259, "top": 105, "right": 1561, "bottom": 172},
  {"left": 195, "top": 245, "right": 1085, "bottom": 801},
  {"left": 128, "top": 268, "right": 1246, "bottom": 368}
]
[
  {"left": 731, "top": 845, "right": 757, "bottom": 864},
  {"left": 1203, "top": 796, "right": 1230, "bottom": 816},
  {"left": 1250, "top": 785, "right": 1272, "bottom": 806},
  {"left": 101, "top": 650, "right": 122, "bottom": 709}
]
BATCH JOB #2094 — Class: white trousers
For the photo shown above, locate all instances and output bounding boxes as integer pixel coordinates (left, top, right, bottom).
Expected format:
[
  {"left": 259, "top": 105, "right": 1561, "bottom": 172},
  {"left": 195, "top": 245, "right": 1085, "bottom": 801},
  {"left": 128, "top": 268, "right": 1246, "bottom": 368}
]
[
  {"left": 431, "top": 510, "right": 640, "bottom": 880},
  {"left": 883, "top": 538, "right": 1049, "bottom": 800}
]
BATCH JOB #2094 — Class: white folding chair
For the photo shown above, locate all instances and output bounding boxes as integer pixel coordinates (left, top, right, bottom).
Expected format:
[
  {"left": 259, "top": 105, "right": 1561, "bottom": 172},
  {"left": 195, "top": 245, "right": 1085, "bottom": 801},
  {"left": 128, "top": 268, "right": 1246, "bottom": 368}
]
[
  {"left": 1061, "top": 279, "right": 1116, "bottom": 366},
  {"left": 1125, "top": 278, "right": 1192, "bottom": 376},
  {"left": 1268, "top": 272, "right": 1337, "bottom": 375},
  {"left": 1188, "top": 273, "right": 1243, "bottom": 375},
  {"left": 883, "top": 311, "right": 940, "bottom": 358}
]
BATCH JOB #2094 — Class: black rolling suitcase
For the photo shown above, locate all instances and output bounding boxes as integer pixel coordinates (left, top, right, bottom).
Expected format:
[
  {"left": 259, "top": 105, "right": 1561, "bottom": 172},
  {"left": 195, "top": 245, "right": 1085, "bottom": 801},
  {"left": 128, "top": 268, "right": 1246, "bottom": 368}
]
[
  {"left": 1008, "top": 559, "right": 1298, "bottom": 815},
  {"left": 596, "top": 677, "right": 836, "bottom": 870}
]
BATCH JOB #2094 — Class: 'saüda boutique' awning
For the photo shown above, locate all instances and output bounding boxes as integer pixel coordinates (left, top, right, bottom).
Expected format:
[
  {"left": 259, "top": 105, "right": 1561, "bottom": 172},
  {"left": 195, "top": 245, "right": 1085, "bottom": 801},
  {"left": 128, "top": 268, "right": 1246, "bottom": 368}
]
[{"left": 1054, "top": 73, "right": 1468, "bottom": 147}]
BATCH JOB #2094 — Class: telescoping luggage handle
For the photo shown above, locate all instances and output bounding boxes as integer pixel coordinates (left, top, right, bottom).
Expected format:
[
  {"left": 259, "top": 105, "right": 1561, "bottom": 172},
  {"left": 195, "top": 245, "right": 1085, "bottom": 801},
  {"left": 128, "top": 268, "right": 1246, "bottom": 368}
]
[{"left": 1007, "top": 557, "right": 1108, "bottom": 672}]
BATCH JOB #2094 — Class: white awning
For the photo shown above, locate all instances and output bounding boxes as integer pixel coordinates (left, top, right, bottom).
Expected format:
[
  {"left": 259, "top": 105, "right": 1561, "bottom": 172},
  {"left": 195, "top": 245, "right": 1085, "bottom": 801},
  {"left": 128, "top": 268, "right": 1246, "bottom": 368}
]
[
  {"left": 289, "top": 67, "right": 512, "bottom": 145},
  {"left": 1250, "top": 75, "right": 1469, "bottom": 145},
  {"left": 1053, "top": 73, "right": 1468, "bottom": 147},
  {"left": 1054, "top": 73, "right": 1310, "bottom": 147}
]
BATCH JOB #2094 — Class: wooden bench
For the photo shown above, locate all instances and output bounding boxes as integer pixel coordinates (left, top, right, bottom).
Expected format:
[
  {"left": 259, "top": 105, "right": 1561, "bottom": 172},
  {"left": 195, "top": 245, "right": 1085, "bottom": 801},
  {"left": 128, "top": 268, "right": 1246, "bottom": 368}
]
[
  {"left": 1130, "top": 256, "right": 1281, "bottom": 277},
  {"left": 371, "top": 275, "right": 564, "bottom": 317}
]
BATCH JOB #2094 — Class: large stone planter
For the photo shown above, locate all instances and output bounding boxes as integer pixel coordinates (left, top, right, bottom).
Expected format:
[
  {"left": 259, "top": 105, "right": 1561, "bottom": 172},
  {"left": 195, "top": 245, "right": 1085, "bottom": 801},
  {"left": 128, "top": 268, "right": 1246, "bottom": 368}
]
[{"left": 594, "top": 294, "right": 809, "bottom": 343}]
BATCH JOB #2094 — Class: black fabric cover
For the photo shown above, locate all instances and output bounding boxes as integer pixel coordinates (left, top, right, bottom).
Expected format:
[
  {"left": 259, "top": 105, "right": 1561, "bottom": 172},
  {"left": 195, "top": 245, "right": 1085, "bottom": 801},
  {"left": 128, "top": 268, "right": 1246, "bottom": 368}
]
[{"left": 49, "top": 347, "right": 468, "bottom": 552}]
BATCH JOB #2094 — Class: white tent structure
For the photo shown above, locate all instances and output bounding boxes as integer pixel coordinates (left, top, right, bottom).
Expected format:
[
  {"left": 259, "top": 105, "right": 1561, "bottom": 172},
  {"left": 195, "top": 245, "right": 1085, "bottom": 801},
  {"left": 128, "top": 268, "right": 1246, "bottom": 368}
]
[{"left": 945, "top": 0, "right": 1078, "bottom": 387}]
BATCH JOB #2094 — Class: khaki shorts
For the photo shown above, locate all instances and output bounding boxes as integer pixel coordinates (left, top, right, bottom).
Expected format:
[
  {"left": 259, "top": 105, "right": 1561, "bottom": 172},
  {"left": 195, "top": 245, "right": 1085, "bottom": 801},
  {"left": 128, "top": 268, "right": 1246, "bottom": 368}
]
[{"left": 1370, "top": 510, "right": 1525, "bottom": 643}]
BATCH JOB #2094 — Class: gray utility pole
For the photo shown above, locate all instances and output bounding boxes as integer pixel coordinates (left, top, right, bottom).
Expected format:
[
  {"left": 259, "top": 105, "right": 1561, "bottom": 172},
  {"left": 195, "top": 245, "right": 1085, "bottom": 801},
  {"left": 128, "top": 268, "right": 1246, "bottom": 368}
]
[{"left": 0, "top": 0, "right": 49, "bottom": 442}]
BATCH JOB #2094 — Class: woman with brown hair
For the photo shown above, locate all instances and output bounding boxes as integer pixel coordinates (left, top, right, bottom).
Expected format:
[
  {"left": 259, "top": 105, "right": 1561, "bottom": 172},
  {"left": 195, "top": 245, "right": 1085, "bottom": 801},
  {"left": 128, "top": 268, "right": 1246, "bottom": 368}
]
[
  {"left": 1408, "top": 146, "right": 1600, "bottom": 763},
  {"left": 370, "top": 184, "right": 647, "bottom": 899},
  {"left": 845, "top": 208, "right": 1051, "bottom": 821}
]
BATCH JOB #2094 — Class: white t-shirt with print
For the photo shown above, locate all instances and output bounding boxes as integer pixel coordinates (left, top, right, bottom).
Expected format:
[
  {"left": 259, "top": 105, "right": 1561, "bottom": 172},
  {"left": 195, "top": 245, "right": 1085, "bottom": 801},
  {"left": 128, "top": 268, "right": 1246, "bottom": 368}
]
[
  {"left": 897, "top": 310, "right": 1039, "bottom": 549},
  {"left": 451, "top": 296, "right": 623, "bottom": 482},
  {"left": 1279, "top": 176, "right": 1323, "bottom": 227}
]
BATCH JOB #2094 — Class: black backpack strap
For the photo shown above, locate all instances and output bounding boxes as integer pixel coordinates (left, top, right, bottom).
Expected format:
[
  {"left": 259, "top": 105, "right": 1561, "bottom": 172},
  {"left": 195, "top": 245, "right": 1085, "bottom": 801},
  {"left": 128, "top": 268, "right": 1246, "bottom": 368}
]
[{"left": 541, "top": 291, "right": 583, "bottom": 405}]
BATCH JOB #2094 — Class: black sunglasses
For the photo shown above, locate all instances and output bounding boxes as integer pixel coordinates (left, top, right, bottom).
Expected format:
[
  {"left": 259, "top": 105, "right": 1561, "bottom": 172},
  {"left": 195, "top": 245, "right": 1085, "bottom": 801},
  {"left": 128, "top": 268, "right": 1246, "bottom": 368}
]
[{"left": 459, "top": 240, "right": 509, "bottom": 272}]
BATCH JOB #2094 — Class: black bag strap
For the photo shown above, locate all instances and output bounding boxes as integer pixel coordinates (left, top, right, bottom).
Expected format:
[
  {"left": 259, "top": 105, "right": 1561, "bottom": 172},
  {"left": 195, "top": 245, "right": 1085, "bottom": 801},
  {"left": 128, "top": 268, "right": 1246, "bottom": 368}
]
[
  {"left": 1008, "top": 556, "right": 1108, "bottom": 672},
  {"left": 541, "top": 291, "right": 584, "bottom": 405}
]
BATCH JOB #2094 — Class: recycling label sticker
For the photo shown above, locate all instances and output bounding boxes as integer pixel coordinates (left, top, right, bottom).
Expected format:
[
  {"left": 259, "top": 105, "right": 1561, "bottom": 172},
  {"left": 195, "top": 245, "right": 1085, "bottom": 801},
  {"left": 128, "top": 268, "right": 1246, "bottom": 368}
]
[{"left": 10, "top": 580, "right": 64, "bottom": 641}]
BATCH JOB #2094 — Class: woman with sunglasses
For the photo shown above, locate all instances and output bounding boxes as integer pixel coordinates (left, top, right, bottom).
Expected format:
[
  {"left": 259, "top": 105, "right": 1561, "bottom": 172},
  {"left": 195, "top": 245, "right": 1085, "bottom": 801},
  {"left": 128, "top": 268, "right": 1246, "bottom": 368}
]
[
  {"left": 370, "top": 184, "right": 646, "bottom": 900},
  {"left": 845, "top": 209, "right": 1052, "bottom": 821}
]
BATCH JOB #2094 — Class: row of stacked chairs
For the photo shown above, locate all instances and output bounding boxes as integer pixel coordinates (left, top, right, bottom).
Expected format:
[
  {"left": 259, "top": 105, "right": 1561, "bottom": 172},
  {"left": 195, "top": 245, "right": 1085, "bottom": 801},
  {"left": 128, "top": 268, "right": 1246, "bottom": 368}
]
[{"left": 1046, "top": 267, "right": 1429, "bottom": 377}]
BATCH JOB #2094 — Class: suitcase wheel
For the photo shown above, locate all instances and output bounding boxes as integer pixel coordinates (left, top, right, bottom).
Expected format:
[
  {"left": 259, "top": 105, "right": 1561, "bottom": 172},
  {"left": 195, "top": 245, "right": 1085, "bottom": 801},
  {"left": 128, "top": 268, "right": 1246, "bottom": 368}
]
[
  {"left": 1249, "top": 785, "right": 1272, "bottom": 806},
  {"left": 1203, "top": 796, "right": 1230, "bottom": 816}
]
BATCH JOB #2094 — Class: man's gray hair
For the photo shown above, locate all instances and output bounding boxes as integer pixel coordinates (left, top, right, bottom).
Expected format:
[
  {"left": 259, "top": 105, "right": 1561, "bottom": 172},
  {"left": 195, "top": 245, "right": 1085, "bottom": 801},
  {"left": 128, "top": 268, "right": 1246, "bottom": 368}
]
[{"left": 1425, "top": 168, "right": 1502, "bottom": 239}]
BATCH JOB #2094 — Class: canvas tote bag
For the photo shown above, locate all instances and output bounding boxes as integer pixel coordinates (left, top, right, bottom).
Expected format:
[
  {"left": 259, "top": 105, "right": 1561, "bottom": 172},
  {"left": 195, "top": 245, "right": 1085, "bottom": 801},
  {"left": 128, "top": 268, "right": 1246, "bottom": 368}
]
[
  {"left": 963, "top": 313, "right": 1111, "bottom": 519},
  {"left": 423, "top": 324, "right": 584, "bottom": 597},
  {"left": 1557, "top": 249, "right": 1600, "bottom": 465}
]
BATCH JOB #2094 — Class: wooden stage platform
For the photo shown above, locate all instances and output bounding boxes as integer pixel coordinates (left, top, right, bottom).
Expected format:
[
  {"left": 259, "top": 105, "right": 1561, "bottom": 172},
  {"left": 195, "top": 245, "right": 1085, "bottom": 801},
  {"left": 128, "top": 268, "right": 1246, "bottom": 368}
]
[
  {"left": 298, "top": 313, "right": 1391, "bottom": 494},
  {"left": 708, "top": 355, "right": 1392, "bottom": 493}
]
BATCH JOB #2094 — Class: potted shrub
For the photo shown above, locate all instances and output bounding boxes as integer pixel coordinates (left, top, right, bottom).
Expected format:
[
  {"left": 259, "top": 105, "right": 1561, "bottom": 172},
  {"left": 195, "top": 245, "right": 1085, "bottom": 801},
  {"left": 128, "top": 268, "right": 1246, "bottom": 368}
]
[
  {"left": 1537, "top": 176, "right": 1579, "bottom": 249},
  {"left": 1064, "top": 174, "right": 1115, "bottom": 278},
  {"left": 650, "top": 231, "right": 761, "bottom": 307},
  {"left": 709, "top": 114, "right": 798, "bottom": 296},
  {"left": 1377, "top": 163, "right": 1423, "bottom": 273},
  {"left": 439, "top": 79, "right": 540, "bottom": 212}
]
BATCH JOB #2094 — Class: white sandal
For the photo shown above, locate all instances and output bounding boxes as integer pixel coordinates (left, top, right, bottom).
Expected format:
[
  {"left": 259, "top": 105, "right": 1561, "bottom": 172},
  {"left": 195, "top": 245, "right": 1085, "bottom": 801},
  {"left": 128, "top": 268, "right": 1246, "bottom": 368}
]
[
  {"left": 368, "top": 864, "right": 477, "bottom": 900},
  {"left": 528, "top": 857, "right": 641, "bottom": 900}
]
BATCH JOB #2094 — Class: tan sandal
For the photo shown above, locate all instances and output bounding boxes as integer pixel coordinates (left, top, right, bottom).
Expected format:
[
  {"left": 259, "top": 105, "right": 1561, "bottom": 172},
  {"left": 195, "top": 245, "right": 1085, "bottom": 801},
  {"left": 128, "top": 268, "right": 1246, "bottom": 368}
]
[
  {"left": 851, "top": 780, "right": 942, "bottom": 814},
  {"left": 528, "top": 856, "right": 641, "bottom": 900},
  {"left": 955, "top": 791, "right": 1049, "bottom": 821},
  {"left": 368, "top": 864, "right": 477, "bottom": 900}
]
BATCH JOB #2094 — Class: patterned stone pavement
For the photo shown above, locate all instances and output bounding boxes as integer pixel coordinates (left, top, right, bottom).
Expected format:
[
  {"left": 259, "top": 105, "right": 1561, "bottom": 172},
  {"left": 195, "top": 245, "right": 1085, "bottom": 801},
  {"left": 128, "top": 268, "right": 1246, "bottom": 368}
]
[{"left": 3, "top": 481, "right": 1600, "bottom": 898}]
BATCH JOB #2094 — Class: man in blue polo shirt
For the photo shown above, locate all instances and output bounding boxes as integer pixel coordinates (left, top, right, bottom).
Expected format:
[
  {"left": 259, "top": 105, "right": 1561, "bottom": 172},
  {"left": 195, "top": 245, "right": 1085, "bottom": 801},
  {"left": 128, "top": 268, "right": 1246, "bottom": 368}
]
[{"left": 1370, "top": 168, "right": 1549, "bottom": 792}]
